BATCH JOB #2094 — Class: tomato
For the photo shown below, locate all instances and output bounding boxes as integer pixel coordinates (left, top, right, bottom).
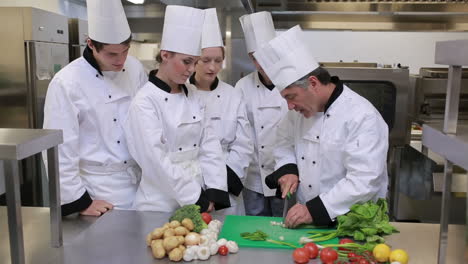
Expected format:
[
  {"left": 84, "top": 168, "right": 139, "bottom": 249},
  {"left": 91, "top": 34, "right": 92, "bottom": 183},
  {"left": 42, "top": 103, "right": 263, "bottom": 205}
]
[
  {"left": 358, "top": 259, "right": 369, "bottom": 264},
  {"left": 303, "top": 242, "right": 319, "bottom": 259},
  {"left": 292, "top": 248, "right": 310, "bottom": 264},
  {"left": 201, "top": 212, "right": 212, "bottom": 224},
  {"left": 348, "top": 252, "right": 359, "bottom": 262},
  {"left": 218, "top": 245, "right": 228, "bottom": 256},
  {"left": 320, "top": 248, "right": 338, "bottom": 263},
  {"left": 339, "top": 238, "right": 354, "bottom": 251}
]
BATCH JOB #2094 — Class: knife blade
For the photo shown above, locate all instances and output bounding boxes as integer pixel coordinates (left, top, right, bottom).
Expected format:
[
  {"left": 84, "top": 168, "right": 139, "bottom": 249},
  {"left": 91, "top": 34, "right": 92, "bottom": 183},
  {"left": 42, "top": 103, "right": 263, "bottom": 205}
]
[{"left": 282, "top": 195, "right": 289, "bottom": 222}]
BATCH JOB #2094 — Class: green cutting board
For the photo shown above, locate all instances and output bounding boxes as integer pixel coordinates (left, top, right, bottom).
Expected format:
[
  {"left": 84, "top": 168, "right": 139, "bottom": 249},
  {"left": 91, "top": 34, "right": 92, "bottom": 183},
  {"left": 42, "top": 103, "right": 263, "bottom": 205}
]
[{"left": 219, "top": 215, "right": 339, "bottom": 249}]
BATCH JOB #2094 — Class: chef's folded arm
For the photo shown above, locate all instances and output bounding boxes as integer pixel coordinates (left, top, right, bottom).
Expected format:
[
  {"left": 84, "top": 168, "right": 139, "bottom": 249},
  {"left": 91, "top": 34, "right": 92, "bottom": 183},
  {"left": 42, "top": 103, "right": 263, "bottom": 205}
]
[
  {"left": 225, "top": 100, "right": 254, "bottom": 196},
  {"left": 198, "top": 113, "right": 231, "bottom": 210},
  {"left": 43, "top": 78, "right": 93, "bottom": 216}
]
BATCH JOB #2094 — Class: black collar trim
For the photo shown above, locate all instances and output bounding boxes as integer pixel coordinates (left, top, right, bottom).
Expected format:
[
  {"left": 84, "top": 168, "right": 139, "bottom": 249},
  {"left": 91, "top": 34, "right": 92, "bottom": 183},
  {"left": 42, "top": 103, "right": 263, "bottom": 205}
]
[
  {"left": 189, "top": 73, "right": 219, "bottom": 91},
  {"left": 149, "top": 69, "right": 188, "bottom": 96},
  {"left": 324, "top": 76, "right": 344, "bottom": 112},
  {"left": 83, "top": 45, "right": 103, "bottom": 76},
  {"left": 258, "top": 72, "right": 275, "bottom": 91}
]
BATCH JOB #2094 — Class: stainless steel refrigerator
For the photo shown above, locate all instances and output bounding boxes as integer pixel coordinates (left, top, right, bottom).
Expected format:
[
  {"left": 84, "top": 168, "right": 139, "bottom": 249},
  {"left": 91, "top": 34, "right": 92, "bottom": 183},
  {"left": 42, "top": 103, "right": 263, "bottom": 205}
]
[
  {"left": 68, "top": 18, "right": 88, "bottom": 62},
  {"left": 0, "top": 7, "right": 69, "bottom": 206}
]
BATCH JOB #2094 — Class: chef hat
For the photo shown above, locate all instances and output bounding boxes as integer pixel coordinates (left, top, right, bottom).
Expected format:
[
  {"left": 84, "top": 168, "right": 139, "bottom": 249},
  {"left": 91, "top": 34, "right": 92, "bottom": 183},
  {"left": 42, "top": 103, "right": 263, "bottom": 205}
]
[
  {"left": 253, "top": 25, "right": 319, "bottom": 91},
  {"left": 202, "top": 8, "right": 223, "bottom": 49},
  {"left": 87, "top": 0, "right": 131, "bottom": 44},
  {"left": 239, "top": 11, "right": 276, "bottom": 53},
  {"left": 160, "top": 5, "right": 205, "bottom": 56}
]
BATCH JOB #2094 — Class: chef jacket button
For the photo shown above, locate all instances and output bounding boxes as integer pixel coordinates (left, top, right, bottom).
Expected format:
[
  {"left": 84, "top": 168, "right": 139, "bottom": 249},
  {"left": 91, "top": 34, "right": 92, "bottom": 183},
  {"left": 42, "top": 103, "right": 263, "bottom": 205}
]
[
  {"left": 108, "top": 95, "right": 112, "bottom": 99},
  {"left": 301, "top": 156, "right": 305, "bottom": 160},
  {"left": 257, "top": 85, "right": 260, "bottom": 88},
  {"left": 261, "top": 165, "right": 264, "bottom": 168},
  {"left": 165, "top": 98, "right": 168, "bottom": 102},
  {"left": 124, "top": 161, "right": 127, "bottom": 164},
  {"left": 117, "top": 140, "right": 120, "bottom": 144},
  {"left": 261, "top": 146, "right": 264, "bottom": 149},
  {"left": 193, "top": 144, "right": 197, "bottom": 147},
  {"left": 316, "top": 136, "right": 319, "bottom": 139},
  {"left": 122, "top": 69, "right": 126, "bottom": 72},
  {"left": 179, "top": 147, "right": 182, "bottom": 151},
  {"left": 113, "top": 118, "right": 117, "bottom": 122},
  {"left": 217, "top": 95, "right": 220, "bottom": 98},
  {"left": 326, "top": 114, "right": 330, "bottom": 118},
  {"left": 312, "top": 161, "right": 316, "bottom": 164},
  {"left": 261, "top": 126, "right": 264, "bottom": 129},
  {"left": 308, "top": 184, "right": 312, "bottom": 188},
  {"left": 95, "top": 74, "right": 99, "bottom": 78},
  {"left": 193, "top": 116, "right": 196, "bottom": 119}
]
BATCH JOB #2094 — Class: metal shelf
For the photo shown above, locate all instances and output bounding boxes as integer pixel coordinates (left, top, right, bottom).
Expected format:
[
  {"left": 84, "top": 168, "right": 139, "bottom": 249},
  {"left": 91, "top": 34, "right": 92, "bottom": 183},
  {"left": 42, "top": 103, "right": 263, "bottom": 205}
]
[
  {"left": 0, "top": 128, "right": 63, "bottom": 264},
  {"left": 0, "top": 129, "right": 63, "bottom": 160},
  {"left": 422, "top": 124, "right": 468, "bottom": 171},
  {"left": 422, "top": 39, "right": 468, "bottom": 264}
]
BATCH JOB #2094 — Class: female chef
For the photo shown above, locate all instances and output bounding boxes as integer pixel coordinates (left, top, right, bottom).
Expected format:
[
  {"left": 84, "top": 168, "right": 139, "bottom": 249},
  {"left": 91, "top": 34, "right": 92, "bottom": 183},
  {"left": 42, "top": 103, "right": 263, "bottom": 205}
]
[{"left": 124, "top": 5, "right": 230, "bottom": 213}]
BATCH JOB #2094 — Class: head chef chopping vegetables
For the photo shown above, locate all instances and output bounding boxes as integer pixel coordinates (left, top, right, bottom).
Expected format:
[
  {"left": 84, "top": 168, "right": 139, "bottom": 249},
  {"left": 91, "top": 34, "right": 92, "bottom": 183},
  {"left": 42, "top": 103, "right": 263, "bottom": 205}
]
[{"left": 256, "top": 25, "right": 389, "bottom": 228}]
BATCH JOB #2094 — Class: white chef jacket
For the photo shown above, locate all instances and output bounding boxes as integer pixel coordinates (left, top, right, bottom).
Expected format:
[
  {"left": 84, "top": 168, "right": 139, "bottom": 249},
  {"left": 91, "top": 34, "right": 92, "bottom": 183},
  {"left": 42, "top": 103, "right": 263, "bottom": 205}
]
[
  {"left": 43, "top": 51, "right": 147, "bottom": 212},
  {"left": 187, "top": 77, "right": 253, "bottom": 215},
  {"left": 124, "top": 71, "right": 229, "bottom": 212},
  {"left": 235, "top": 71, "right": 288, "bottom": 197},
  {"left": 274, "top": 82, "right": 389, "bottom": 223}
]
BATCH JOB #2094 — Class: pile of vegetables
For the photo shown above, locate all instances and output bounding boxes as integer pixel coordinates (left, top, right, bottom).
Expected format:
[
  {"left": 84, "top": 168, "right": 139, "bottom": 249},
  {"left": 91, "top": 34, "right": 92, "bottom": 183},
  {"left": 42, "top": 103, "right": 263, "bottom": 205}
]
[
  {"left": 291, "top": 240, "right": 409, "bottom": 264},
  {"left": 169, "top": 204, "right": 208, "bottom": 233},
  {"left": 240, "top": 199, "right": 407, "bottom": 263},
  {"left": 146, "top": 205, "right": 239, "bottom": 262}
]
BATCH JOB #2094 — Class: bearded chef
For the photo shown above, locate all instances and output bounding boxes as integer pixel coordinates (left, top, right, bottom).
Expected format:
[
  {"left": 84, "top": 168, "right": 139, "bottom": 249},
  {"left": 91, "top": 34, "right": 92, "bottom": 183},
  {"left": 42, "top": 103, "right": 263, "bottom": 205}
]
[
  {"left": 43, "top": 0, "right": 147, "bottom": 216},
  {"left": 255, "top": 25, "right": 389, "bottom": 227}
]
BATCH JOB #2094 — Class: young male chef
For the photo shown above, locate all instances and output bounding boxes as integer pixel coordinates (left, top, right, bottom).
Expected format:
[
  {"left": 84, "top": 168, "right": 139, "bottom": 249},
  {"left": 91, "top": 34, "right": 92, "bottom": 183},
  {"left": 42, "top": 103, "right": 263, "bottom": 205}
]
[
  {"left": 235, "top": 11, "right": 289, "bottom": 217},
  {"left": 255, "top": 25, "right": 389, "bottom": 227},
  {"left": 43, "top": 0, "right": 147, "bottom": 216}
]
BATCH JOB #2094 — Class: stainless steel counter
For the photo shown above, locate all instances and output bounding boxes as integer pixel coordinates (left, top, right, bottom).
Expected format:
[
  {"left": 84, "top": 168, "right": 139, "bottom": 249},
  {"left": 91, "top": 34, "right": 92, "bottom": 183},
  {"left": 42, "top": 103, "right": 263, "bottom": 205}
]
[{"left": 1, "top": 207, "right": 465, "bottom": 264}]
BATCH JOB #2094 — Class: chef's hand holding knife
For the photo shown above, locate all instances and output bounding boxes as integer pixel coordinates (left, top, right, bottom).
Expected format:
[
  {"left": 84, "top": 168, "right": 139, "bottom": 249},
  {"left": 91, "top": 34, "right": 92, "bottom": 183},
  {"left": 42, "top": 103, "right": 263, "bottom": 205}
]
[
  {"left": 278, "top": 174, "right": 313, "bottom": 228},
  {"left": 278, "top": 174, "right": 299, "bottom": 199}
]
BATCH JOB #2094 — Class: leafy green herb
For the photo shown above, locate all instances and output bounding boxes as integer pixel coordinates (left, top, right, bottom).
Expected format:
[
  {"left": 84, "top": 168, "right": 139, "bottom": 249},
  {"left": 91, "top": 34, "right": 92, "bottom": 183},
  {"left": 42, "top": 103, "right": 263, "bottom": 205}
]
[
  {"left": 240, "top": 230, "right": 299, "bottom": 248},
  {"left": 306, "top": 199, "right": 399, "bottom": 244}
]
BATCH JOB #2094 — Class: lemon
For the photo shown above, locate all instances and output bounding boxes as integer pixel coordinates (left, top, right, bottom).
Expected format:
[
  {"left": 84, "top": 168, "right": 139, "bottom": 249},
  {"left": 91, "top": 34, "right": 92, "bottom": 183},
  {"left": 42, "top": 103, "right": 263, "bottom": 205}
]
[
  {"left": 372, "top": 243, "right": 391, "bottom": 262},
  {"left": 390, "top": 249, "right": 409, "bottom": 264}
]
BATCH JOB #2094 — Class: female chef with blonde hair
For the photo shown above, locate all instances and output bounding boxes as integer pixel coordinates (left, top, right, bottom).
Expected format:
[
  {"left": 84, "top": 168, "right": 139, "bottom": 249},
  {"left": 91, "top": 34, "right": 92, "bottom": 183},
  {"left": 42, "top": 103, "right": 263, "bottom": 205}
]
[
  {"left": 124, "top": 5, "right": 230, "bottom": 213},
  {"left": 187, "top": 8, "right": 253, "bottom": 215}
]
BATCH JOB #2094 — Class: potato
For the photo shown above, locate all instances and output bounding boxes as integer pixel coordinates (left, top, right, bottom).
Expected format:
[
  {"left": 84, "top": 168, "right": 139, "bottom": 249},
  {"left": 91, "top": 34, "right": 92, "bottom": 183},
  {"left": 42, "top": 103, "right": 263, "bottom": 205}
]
[
  {"left": 163, "top": 223, "right": 171, "bottom": 230},
  {"left": 168, "top": 248, "right": 183, "bottom": 262},
  {"left": 146, "top": 233, "right": 153, "bottom": 246},
  {"left": 151, "top": 239, "right": 163, "bottom": 248},
  {"left": 151, "top": 228, "right": 164, "bottom": 240},
  {"left": 163, "top": 228, "right": 175, "bottom": 238},
  {"left": 181, "top": 218, "right": 194, "bottom": 231},
  {"left": 163, "top": 236, "right": 180, "bottom": 252},
  {"left": 178, "top": 245, "right": 186, "bottom": 254},
  {"left": 174, "top": 226, "right": 188, "bottom": 236},
  {"left": 169, "top": 220, "right": 181, "bottom": 228},
  {"left": 175, "top": 235, "right": 185, "bottom": 245},
  {"left": 151, "top": 244, "right": 166, "bottom": 259}
]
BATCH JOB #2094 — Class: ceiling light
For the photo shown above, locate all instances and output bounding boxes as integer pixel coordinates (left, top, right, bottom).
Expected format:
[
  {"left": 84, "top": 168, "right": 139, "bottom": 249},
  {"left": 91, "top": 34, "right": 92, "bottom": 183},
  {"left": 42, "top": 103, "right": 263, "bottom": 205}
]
[{"left": 127, "top": 0, "right": 145, "bottom": 4}]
